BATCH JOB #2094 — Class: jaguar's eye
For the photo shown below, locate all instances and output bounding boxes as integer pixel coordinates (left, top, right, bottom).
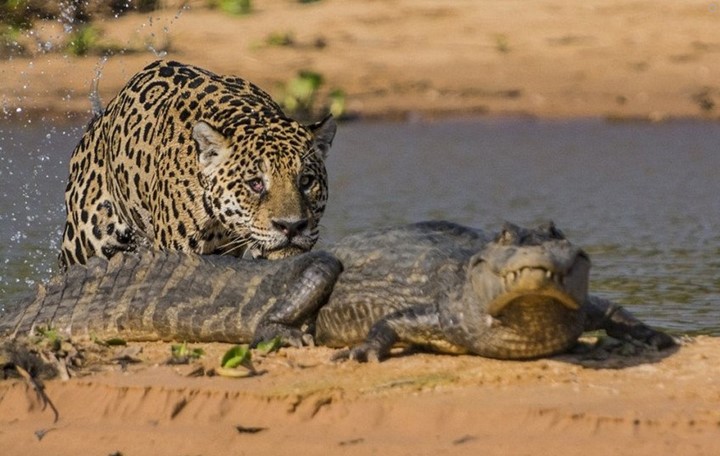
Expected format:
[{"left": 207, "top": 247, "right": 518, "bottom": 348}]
[
  {"left": 247, "top": 177, "right": 265, "bottom": 194},
  {"left": 299, "top": 174, "right": 314, "bottom": 191}
]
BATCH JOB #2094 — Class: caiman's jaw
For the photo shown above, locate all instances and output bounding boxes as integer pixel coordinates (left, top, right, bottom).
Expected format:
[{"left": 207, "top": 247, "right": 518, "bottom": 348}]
[
  {"left": 457, "top": 222, "right": 591, "bottom": 359},
  {"left": 485, "top": 264, "right": 585, "bottom": 317}
]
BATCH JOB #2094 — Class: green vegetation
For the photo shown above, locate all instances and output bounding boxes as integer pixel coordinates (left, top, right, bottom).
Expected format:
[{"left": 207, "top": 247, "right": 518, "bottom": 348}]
[
  {"left": 170, "top": 342, "right": 205, "bottom": 363},
  {"left": 328, "top": 88, "right": 347, "bottom": 119},
  {"left": 280, "top": 70, "right": 323, "bottom": 118},
  {"left": 33, "top": 326, "right": 61, "bottom": 350},
  {"left": 265, "top": 31, "right": 294, "bottom": 47},
  {"left": 208, "top": 0, "right": 253, "bottom": 16},
  {"left": 493, "top": 33, "right": 510, "bottom": 54},
  {"left": 216, "top": 344, "right": 256, "bottom": 377},
  {"left": 0, "top": 0, "right": 31, "bottom": 56},
  {"left": 215, "top": 338, "right": 281, "bottom": 378},
  {"left": 254, "top": 336, "right": 282, "bottom": 355},
  {"left": 66, "top": 25, "right": 100, "bottom": 56},
  {"left": 0, "top": 0, "right": 165, "bottom": 60},
  {"left": 278, "top": 70, "right": 347, "bottom": 120},
  {"left": 220, "top": 344, "right": 253, "bottom": 369},
  {"left": 0, "top": 26, "right": 25, "bottom": 57},
  {"left": 1, "top": 0, "right": 33, "bottom": 30}
]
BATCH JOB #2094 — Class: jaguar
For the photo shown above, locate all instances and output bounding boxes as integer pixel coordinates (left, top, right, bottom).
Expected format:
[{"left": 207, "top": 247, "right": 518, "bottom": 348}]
[{"left": 59, "top": 60, "right": 336, "bottom": 268}]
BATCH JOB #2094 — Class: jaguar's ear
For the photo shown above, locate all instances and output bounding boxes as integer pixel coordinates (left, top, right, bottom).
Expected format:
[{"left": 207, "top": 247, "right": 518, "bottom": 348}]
[
  {"left": 193, "top": 121, "right": 230, "bottom": 171},
  {"left": 307, "top": 114, "right": 337, "bottom": 160}
]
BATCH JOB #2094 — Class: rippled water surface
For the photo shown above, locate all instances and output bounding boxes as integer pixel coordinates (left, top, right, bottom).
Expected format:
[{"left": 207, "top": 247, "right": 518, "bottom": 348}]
[{"left": 1, "top": 119, "right": 718, "bottom": 334}]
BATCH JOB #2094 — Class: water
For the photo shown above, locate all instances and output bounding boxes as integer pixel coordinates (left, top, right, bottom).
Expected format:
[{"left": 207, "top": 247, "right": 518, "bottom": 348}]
[
  {"left": 0, "top": 123, "right": 79, "bottom": 298},
  {"left": 1, "top": 118, "right": 718, "bottom": 335}
]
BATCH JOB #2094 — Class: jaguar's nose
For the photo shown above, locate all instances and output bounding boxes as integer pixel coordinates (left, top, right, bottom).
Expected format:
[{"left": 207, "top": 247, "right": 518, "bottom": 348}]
[{"left": 272, "top": 218, "right": 309, "bottom": 239}]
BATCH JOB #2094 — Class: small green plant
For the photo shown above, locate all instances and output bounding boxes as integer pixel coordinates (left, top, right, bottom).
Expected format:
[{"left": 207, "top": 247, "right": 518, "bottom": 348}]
[
  {"left": 265, "top": 31, "right": 294, "bottom": 47},
  {"left": 280, "top": 70, "right": 323, "bottom": 118},
  {"left": 221, "top": 345, "right": 252, "bottom": 368},
  {"left": 169, "top": 342, "right": 205, "bottom": 364},
  {"left": 0, "top": 27, "right": 26, "bottom": 57},
  {"left": 254, "top": 336, "right": 282, "bottom": 355},
  {"left": 66, "top": 25, "right": 100, "bottom": 56},
  {"left": 328, "top": 88, "right": 346, "bottom": 119},
  {"left": 0, "top": 0, "right": 33, "bottom": 30},
  {"left": 278, "top": 70, "right": 348, "bottom": 119},
  {"left": 34, "top": 326, "right": 61, "bottom": 349},
  {"left": 210, "top": 0, "right": 252, "bottom": 15},
  {"left": 493, "top": 33, "right": 510, "bottom": 54},
  {"left": 217, "top": 344, "right": 256, "bottom": 377}
]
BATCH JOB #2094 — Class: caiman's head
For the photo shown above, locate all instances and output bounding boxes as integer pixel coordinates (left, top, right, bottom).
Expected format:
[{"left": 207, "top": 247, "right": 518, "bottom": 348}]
[{"left": 444, "top": 222, "right": 590, "bottom": 359}]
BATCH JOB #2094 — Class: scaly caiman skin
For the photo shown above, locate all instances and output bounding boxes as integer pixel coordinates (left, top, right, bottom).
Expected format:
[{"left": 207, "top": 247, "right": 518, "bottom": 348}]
[
  {"left": 0, "top": 221, "right": 674, "bottom": 361},
  {"left": 317, "top": 221, "right": 674, "bottom": 360},
  {"left": 2, "top": 250, "right": 341, "bottom": 347}
]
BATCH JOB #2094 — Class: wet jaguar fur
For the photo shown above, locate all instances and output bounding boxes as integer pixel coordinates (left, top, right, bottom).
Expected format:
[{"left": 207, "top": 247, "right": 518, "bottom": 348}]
[{"left": 59, "top": 60, "right": 337, "bottom": 268}]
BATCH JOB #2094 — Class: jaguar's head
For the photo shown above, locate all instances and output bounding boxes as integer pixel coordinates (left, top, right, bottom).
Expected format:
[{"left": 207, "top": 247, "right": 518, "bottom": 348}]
[{"left": 193, "top": 113, "right": 336, "bottom": 259}]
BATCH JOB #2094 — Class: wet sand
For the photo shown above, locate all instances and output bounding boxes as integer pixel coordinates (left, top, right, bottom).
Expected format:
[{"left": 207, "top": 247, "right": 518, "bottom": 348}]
[{"left": 1, "top": 1, "right": 719, "bottom": 454}]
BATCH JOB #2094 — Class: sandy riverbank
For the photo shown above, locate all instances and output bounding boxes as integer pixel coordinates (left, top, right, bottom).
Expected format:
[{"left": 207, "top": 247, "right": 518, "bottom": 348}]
[
  {"left": 2, "top": 2, "right": 719, "bottom": 455},
  {"left": 2, "top": 0, "right": 720, "bottom": 122},
  {"left": 1, "top": 336, "right": 719, "bottom": 455}
]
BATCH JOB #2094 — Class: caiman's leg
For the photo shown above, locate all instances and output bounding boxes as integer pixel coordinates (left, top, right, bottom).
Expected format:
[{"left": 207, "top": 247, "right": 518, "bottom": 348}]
[
  {"left": 252, "top": 252, "right": 343, "bottom": 347},
  {"left": 583, "top": 295, "right": 676, "bottom": 349},
  {"left": 334, "top": 305, "right": 460, "bottom": 362}
]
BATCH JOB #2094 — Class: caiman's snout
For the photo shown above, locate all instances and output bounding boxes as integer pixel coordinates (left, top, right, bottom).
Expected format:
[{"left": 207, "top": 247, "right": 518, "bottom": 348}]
[
  {"left": 451, "top": 222, "right": 592, "bottom": 359},
  {"left": 469, "top": 222, "right": 591, "bottom": 317},
  {"left": 486, "top": 258, "right": 589, "bottom": 316}
]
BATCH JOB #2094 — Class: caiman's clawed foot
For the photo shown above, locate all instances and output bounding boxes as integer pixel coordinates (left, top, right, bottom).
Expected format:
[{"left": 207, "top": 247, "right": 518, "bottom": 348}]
[
  {"left": 331, "top": 342, "right": 384, "bottom": 363},
  {"left": 584, "top": 296, "right": 677, "bottom": 351},
  {"left": 620, "top": 323, "right": 677, "bottom": 350},
  {"left": 331, "top": 339, "right": 389, "bottom": 363}
]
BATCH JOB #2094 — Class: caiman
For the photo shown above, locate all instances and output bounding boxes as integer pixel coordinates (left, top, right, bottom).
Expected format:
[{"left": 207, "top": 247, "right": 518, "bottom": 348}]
[{"left": 0, "top": 221, "right": 675, "bottom": 361}]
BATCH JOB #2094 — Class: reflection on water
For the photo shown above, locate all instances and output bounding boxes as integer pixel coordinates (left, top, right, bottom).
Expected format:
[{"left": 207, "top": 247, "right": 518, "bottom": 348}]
[{"left": 1, "top": 119, "right": 718, "bottom": 335}]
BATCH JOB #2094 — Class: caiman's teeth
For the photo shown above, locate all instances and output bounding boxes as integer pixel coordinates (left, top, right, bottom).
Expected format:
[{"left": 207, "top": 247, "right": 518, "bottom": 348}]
[{"left": 505, "top": 268, "right": 566, "bottom": 285}]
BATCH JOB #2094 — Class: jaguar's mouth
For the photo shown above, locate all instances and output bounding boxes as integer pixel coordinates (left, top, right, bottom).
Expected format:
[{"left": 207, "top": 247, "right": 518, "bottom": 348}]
[
  {"left": 263, "top": 244, "right": 309, "bottom": 260},
  {"left": 246, "top": 241, "right": 310, "bottom": 260}
]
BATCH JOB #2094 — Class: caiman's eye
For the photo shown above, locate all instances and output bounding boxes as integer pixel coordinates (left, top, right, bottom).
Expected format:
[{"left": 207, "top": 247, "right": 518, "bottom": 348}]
[
  {"left": 299, "top": 173, "right": 314, "bottom": 191},
  {"left": 247, "top": 177, "right": 265, "bottom": 194}
]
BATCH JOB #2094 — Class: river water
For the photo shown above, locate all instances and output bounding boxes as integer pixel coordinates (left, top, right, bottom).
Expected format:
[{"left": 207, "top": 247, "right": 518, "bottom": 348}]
[{"left": 0, "top": 118, "right": 718, "bottom": 335}]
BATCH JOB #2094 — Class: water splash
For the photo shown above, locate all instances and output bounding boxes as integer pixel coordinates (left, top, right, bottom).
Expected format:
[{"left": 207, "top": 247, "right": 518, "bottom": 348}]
[
  {"left": 90, "top": 55, "right": 108, "bottom": 116},
  {"left": 58, "top": 0, "right": 80, "bottom": 34},
  {"left": 0, "top": 123, "right": 82, "bottom": 312},
  {"left": 0, "top": 3, "right": 195, "bottom": 316}
]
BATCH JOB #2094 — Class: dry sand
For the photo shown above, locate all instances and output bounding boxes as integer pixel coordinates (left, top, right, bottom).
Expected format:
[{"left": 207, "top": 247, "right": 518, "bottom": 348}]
[
  {"left": 1, "top": 1, "right": 719, "bottom": 454},
  {"left": 1, "top": 337, "right": 719, "bottom": 455},
  {"left": 3, "top": 0, "right": 720, "bottom": 122}
]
